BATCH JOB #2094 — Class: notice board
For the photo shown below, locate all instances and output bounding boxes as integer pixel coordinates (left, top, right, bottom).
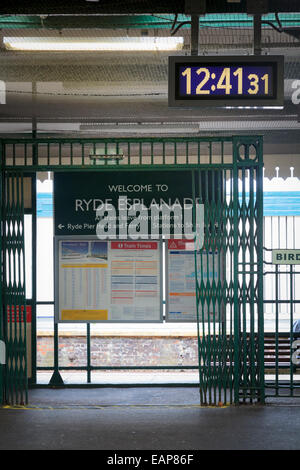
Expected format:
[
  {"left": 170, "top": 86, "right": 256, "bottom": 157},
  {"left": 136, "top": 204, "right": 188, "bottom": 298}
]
[
  {"left": 165, "top": 239, "right": 220, "bottom": 322},
  {"left": 55, "top": 237, "right": 162, "bottom": 323}
]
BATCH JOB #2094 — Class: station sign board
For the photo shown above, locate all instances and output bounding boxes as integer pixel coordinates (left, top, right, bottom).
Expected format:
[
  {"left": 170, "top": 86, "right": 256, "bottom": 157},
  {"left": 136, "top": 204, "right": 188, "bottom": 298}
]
[
  {"left": 54, "top": 170, "right": 197, "bottom": 239},
  {"left": 272, "top": 249, "right": 300, "bottom": 265}
]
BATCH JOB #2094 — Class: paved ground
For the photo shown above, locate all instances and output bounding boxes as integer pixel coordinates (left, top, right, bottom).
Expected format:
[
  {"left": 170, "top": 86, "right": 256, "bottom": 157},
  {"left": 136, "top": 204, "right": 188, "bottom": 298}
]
[
  {"left": 37, "top": 370, "right": 200, "bottom": 385},
  {"left": 0, "top": 387, "right": 300, "bottom": 450}
]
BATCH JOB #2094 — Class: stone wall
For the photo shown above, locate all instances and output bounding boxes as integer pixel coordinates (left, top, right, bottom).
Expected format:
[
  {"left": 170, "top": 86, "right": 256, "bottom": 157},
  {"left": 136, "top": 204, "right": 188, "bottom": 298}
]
[{"left": 37, "top": 336, "right": 198, "bottom": 368}]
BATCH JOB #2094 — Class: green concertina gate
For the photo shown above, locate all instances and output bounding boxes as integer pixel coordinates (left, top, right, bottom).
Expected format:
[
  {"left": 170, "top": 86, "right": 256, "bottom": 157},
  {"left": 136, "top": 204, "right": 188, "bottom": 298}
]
[{"left": 0, "top": 136, "right": 265, "bottom": 406}]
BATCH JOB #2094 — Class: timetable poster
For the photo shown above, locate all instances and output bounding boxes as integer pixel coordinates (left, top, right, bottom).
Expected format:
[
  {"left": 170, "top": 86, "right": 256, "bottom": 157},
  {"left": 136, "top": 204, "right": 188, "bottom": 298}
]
[
  {"left": 166, "top": 239, "right": 219, "bottom": 322},
  {"left": 110, "top": 241, "right": 161, "bottom": 321},
  {"left": 56, "top": 239, "right": 161, "bottom": 322}
]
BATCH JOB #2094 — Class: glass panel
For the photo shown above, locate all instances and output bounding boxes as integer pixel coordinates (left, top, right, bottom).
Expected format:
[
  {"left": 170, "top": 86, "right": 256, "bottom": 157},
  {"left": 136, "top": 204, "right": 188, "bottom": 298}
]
[
  {"left": 37, "top": 174, "right": 54, "bottom": 301},
  {"left": 24, "top": 214, "right": 32, "bottom": 299}
]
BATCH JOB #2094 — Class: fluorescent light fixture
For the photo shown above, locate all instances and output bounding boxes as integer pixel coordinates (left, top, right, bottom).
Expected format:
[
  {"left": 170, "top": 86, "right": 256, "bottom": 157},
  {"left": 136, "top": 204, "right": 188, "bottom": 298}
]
[
  {"left": 3, "top": 36, "right": 184, "bottom": 52},
  {"left": 225, "top": 106, "right": 284, "bottom": 110},
  {"left": 80, "top": 122, "right": 200, "bottom": 134}
]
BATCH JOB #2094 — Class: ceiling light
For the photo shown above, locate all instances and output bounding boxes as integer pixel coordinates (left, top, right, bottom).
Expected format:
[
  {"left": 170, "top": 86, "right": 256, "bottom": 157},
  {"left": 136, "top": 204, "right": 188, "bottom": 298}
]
[
  {"left": 80, "top": 123, "right": 200, "bottom": 134},
  {"left": 3, "top": 37, "right": 184, "bottom": 52},
  {"left": 225, "top": 106, "right": 284, "bottom": 110}
]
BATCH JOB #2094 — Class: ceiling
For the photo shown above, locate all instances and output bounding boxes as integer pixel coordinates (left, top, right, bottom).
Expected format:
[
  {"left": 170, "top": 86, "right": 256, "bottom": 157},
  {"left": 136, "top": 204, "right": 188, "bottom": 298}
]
[
  {"left": 0, "top": 10, "right": 299, "bottom": 177},
  {"left": 0, "top": 0, "right": 299, "bottom": 15}
]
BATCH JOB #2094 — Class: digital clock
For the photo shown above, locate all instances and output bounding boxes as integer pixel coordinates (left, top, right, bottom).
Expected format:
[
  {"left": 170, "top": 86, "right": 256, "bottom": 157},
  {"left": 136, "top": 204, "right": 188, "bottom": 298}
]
[{"left": 168, "top": 56, "right": 284, "bottom": 107}]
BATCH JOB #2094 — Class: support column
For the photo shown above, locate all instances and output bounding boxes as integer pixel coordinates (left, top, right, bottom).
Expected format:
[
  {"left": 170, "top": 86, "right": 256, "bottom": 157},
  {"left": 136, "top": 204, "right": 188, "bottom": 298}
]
[
  {"left": 253, "top": 14, "right": 262, "bottom": 56},
  {"left": 191, "top": 14, "right": 199, "bottom": 56}
]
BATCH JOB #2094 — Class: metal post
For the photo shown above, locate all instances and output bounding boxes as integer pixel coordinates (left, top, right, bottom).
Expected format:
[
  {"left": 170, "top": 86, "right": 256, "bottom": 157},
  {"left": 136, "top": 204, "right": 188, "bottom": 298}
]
[
  {"left": 29, "top": 174, "right": 37, "bottom": 386},
  {"left": 0, "top": 141, "right": 4, "bottom": 405},
  {"left": 256, "top": 142, "right": 265, "bottom": 404},
  {"left": 87, "top": 323, "right": 91, "bottom": 383},
  {"left": 191, "top": 15, "right": 199, "bottom": 56},
  {"left": 253, "top": 14, "right": 262, "bottom": 56},
  {"left": 290, "top": 264, "right": 294, "bottom": 396},
  {"left": 49, "top": 322, "right": 64, "bottom": 386},
  {"left": 32, "top": 81, "right": 37, "bottom": 141},
  {"left": 233, "top": 151, "right": 240, "bottom": 405}
]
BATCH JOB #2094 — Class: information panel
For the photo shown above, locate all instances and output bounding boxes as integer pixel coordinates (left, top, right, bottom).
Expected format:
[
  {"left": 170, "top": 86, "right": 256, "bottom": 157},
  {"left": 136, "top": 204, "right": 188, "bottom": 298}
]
[
  {"left": 55, "top": 237, "right": 162, "bottom": 323},
  {"left": 166, "top": 239, "right": 219, "bottom": 322}
]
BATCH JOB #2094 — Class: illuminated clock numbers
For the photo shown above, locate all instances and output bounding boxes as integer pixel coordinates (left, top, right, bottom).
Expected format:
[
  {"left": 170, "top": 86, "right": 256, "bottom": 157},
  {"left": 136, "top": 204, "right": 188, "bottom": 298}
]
[
  {"left": 196, "top": 68, "right": 210, "bottom": 94},
  {"left": 181, "top": 67, "right": 211, "bottom": 95},
  {"left": 181, "top": 67, "right": 191, "bottom": 94},
  {"left": 247, "top": 74, "right": 259, "bottom": 94},
  {"left": 261, "top": 73, "right": 269, "bottom": 94},
  {"left": 247, "top": 73, "right": 270, "bottom": 95},
  {"left": 181, "top": 66, "right": 271, "bottom": 97},
  {"left": 233, "top": 67, "right": 243, "bottom": 94},
  {"left": 217, "top": 68, "right": 232, "bottom": 94}
]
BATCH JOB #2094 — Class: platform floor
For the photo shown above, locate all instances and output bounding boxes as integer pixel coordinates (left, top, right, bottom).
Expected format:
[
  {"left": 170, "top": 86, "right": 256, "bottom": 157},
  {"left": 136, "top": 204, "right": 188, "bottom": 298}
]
[
  {"left": 1, "top": 387, "right": 300, "bottom": 450},
  {"left": 36, "top": 370, "right": 200, "bottom": 385}
]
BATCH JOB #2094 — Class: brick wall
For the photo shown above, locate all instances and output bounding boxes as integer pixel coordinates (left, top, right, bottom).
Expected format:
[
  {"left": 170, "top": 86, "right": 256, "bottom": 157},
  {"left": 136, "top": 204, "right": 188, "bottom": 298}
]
[{"left": 37, "top": 336, "right": 198, "bottom": 368}]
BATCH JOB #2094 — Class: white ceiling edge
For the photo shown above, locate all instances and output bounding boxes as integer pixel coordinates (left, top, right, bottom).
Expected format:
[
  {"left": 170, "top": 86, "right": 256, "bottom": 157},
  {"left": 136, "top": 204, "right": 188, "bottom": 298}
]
[
  {"left": 264, "top": 154, "right": 300, "bottom": 179},
  {"left": 0, "top": 120, "right": 299, "bottom": 133},
  {"left": 36, "top": 167, "right": 300, "bottom": 187}
]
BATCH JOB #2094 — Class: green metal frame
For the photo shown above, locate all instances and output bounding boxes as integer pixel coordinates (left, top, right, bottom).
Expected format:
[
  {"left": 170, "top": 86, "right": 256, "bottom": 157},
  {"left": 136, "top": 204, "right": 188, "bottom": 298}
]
[
  {"left": 194, "top": 136, "right": 264, "bottom": 405},
  {"left": 0, "top": 145, "right": 3, "bottom": 403},
  {"left": 0, "top": 135, "right": 264, "bottom": 405},
  {"left": 263, "top": 249, "right": 300, "bottom": 398},
  {"left": 0, "top": 170, "right": 28, "bottom": 405}
]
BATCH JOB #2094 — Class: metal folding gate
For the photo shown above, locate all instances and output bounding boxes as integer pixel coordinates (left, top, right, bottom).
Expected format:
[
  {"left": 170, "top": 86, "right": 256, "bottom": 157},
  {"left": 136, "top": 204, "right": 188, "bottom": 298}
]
[
  {"left": 195, "top": 138, "right": 264, "bottom": 405},
  {"left": 0, "top": 135, "right": 265, "bottom": 406},
  {"left": 0, "top": 171, "right": 28, "bottom": 405}
]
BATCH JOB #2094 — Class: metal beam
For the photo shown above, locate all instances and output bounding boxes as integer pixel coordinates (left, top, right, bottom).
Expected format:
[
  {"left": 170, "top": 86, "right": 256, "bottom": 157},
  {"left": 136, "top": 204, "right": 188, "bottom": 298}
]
[
  {"left": 0, "top": 0, "right": 300, "bottom": 15},
  {"left": 0, "top": 14, "right": 300, "bottom": 30}
]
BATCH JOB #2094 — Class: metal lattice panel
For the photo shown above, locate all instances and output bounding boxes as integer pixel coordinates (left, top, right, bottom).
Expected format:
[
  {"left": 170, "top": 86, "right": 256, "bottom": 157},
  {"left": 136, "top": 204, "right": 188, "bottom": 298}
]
[{"left": 1, "top": 173, "right": 27, "bottom": 405}]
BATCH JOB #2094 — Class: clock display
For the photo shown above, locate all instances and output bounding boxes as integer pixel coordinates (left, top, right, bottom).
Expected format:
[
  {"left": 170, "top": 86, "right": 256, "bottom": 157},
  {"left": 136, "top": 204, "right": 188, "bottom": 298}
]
[
  {"left": 168, "top": 56, "right": 284, "bottom": 107},
  {"left": 179, "top": 65, "right": 273, "bottom": 98}
]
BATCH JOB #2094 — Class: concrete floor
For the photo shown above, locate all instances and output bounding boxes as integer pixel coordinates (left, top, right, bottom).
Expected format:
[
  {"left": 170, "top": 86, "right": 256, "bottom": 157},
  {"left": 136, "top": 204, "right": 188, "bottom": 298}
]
[
  {"left": 37, "top": 370, "right": 200, "bottom": 385},
  {"left": 0, "top": 387, "right": 300, "bottom": 450}
]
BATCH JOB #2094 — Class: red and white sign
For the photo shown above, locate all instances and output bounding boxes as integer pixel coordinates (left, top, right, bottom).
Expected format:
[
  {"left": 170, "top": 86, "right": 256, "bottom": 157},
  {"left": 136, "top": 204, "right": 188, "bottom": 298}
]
[
  {"left": 111, "top": 241, "right": 158, "bottom": 250},
  {"left": 167, "top": 239, "right": 195, "bottom": 251},
  {"left": 6, "top": 305, "right": 32, "bottom": 378},
  {"left": 7, "top": 305, "right": 32, "bottom": 323}
]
